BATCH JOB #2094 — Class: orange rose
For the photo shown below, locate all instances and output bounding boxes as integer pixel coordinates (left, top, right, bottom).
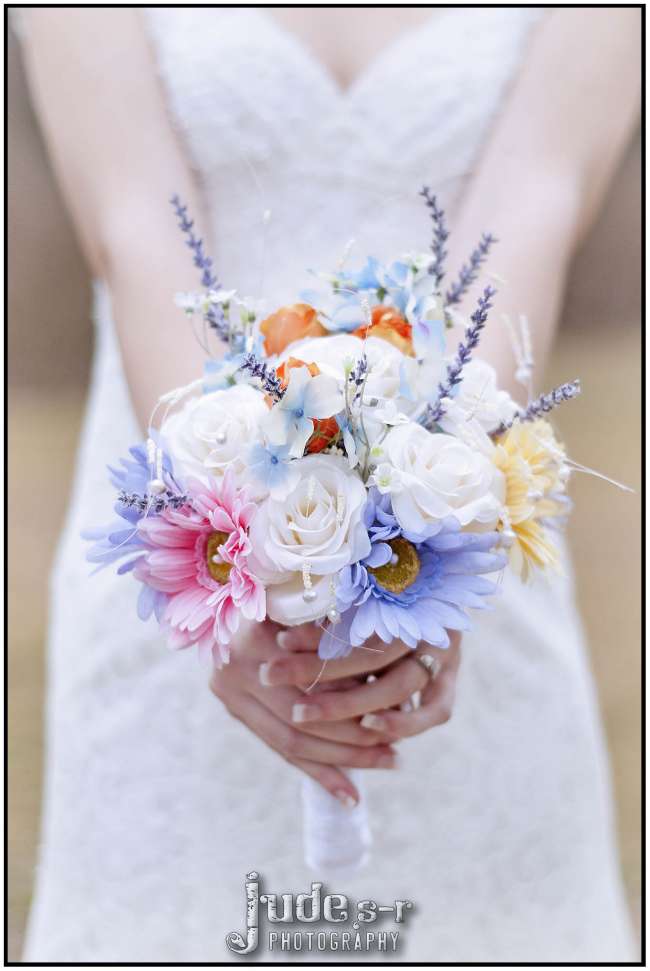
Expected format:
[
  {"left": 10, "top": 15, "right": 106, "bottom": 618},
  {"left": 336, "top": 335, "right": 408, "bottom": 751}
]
[
  {"left": 275, "top": 357, "right": 340, "bottom": 455},
  {"left": 275, "top": 357, "right": 320, "bottom": 386},
  {"left": 304, "top": 416, "right": 340, "bottom": 454},
  {"left": 353, "top": 305, "right": 415, "bottom": 357},
  {"left": 260, "top": 303, "right": 328, "bottom": 356}
]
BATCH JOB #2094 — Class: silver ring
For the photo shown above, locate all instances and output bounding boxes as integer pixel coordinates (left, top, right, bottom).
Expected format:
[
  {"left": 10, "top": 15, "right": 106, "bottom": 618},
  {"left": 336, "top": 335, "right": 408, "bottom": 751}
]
[{"left": 413, "top": 653, "right": 442, "bottom": 681}]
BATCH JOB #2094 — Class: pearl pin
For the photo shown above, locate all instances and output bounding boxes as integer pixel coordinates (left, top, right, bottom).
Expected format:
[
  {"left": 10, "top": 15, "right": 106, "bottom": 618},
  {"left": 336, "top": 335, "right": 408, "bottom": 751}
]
[{"left": 148, "top": 478, "right": 166, "bottom": 495}]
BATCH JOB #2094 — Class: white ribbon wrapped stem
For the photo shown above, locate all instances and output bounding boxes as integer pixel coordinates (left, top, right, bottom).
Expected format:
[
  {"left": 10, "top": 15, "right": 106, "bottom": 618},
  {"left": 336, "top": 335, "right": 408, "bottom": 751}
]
[{"left": 302, "top": 769, "right": 371, "bottom": 874}]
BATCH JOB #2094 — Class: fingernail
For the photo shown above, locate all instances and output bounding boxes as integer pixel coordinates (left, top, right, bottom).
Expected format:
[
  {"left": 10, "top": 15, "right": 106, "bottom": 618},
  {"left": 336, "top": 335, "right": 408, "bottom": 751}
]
[
  {"left": 292, "top": 702, "right": 322, "bottom": 723},
  {"left": 258, "top": 662, "right": 273, "bottom": 687},
  {"left": 334, "top": 789, "right": 357, "bottom": 809},
  {"left": 277, "top": 631, "right": 291, "bottom": 650},
  {"left": 360, "top": 713, "right": 387, "bottom": 731},
  {"left": 376, "top": 752, "right": 397, "bottom": 769}
]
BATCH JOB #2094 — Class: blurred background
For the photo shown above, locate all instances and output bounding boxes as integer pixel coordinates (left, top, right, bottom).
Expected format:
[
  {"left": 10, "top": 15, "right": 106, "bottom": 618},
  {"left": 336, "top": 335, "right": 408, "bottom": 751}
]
[{"left": 7, "top": 22, "right": 642, "bottom": 962}]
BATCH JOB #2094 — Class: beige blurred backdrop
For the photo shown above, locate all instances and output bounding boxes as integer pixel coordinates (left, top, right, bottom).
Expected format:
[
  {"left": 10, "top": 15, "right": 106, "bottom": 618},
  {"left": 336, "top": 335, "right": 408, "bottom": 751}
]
[{"left": 7, "top": 25, "right": 642, "bottom": 962}]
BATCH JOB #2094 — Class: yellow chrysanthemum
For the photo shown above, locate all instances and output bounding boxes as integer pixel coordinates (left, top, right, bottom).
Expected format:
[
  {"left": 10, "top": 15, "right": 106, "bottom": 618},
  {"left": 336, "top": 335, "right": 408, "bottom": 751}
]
[{"left": 493, "top": 420, "right": 567, "bottom": 580}]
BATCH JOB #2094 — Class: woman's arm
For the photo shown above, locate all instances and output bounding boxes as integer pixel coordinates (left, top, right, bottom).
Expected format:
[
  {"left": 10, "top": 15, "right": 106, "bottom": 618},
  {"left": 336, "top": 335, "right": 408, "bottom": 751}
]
[
  {"left": 20, "top": 8, "right": 211, "bottom": 425},
  {"left": 447, "top": 7, "right": 640, "bottom": 394}
]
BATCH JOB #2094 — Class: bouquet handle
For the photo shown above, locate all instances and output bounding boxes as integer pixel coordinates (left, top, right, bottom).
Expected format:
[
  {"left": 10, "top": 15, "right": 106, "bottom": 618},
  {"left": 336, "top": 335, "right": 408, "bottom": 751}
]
[{"left": 301, "top": 770, "right": 372, "bottom": 873}]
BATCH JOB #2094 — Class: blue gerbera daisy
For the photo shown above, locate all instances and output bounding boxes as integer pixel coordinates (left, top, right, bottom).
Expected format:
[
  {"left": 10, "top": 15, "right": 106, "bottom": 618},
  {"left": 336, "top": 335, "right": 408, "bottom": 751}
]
[
  {"left": 318, "top": 490, "right": 506, "bottom": 659},
  {"left": 82, "top": 436, "right": 183, "bottom": 621}
]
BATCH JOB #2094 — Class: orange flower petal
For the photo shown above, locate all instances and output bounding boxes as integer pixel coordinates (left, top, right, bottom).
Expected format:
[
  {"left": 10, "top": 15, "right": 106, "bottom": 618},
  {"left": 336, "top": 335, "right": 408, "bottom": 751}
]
[
  {"left": 353, "top": 305, "right": 415, "bottom": 356},
  {"left": 260, "top": 303, "right": 328, "bottom": 356}
]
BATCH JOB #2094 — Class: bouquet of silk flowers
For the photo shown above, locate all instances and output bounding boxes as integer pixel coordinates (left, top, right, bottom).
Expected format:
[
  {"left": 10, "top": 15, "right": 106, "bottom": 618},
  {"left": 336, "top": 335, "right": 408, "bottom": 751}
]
[{"left": 87, "top": 188, "right": 589, "bottom": 871}]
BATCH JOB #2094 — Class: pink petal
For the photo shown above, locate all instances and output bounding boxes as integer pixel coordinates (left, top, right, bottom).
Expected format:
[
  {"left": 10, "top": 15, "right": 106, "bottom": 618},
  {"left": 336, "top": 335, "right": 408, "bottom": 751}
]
[{"left": 166, "top": 586, "right": 210, "bottom": 628}]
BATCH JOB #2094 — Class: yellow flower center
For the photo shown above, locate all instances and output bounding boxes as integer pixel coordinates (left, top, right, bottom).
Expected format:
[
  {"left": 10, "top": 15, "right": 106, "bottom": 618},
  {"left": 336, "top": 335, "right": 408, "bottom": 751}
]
[
  {"left": 206, "top": 531, "right": 232, "bottom": 584},
  {"left": 368, "top": 537, "right": 420, "bottom": 594}
]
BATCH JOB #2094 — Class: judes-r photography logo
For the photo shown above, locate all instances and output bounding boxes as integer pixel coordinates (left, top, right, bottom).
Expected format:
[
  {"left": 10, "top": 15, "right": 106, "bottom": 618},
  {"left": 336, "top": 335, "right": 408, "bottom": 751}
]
[{"left": 225, "top": 871, "right": 413, "bottom": 955}]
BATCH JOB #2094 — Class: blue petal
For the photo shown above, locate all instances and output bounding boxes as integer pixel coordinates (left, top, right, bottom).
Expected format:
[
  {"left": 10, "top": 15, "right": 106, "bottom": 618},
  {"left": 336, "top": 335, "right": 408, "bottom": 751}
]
[
  {"left": 394, "top": 606, "right": 420, "bottom": 645},
  {"left": 408, "top": 600, "right": 449, "bottom": 647},
  {"left": 328, "top": 301, "right": 365, "bottom": 331},
  {"left": 364, "top": 542, "right": 392, "bottom": 568},
  {"left": 81, "top": 526, "right": 109, "bottom": 541},
  {"left": 387, "top": 260, "right": 409, "bottom": 285},
  {"left": 425, "top": 598, "right": 471, "bottom": 631},
  {"left": 350, "top": 599, "right": 378, "bottom": 645},
  {"left": 440, "top": 551, "right": 506, "bottom": 575},
  {"left": 379, "top": 600, "right": 400, "bottom": 639},
  {"left": 137, "top": 584, "right": 156, "bottom": 621},
  {"left": 318, "top": 611, "right": 355, "bottom": 659},
  {"left": 153, "top": 591, "right": 168, "bottom": 623},
  {"left": 107, "top": 527, "right": 139, "bottom": 546},
  {"left": 117, "top": 556, "right": 144, "bottom": 575},
  {"left": 433, "top": 578, "right": 489, "bottom": 610},
  {"left": 429, "top": 529, "right": 500, "bottom": 553}
]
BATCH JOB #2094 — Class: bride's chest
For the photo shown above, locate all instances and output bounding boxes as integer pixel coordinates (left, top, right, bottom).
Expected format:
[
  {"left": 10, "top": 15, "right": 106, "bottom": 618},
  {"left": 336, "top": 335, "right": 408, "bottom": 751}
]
[
  {"left": 144, "top": 7, "right": 541, "bottom": 180},
  {"left": 264, "top": 7, "right": 434, "bottom": 93}
]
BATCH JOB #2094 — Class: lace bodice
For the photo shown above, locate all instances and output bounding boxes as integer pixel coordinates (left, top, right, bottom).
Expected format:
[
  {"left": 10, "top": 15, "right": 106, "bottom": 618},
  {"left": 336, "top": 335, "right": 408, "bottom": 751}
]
[
  {"left": 23, "top": 7, "right": 635, "bottom": 962},
  {"left": 146, "top": 7, "right": 540, "bottom": 302}
]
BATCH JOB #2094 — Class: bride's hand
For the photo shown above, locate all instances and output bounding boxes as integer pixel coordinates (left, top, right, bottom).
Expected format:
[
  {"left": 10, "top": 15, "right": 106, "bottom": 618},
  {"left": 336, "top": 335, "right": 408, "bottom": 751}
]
[
  {"left": 209, "top": 620, "right": 398, "bottom": 806},
  {"left": 259, "top": 623, "right": 461, "bottom": 741}
]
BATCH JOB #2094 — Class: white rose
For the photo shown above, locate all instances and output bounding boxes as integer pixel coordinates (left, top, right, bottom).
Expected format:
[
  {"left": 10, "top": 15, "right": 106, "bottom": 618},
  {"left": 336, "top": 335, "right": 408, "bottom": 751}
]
[
  {"left": 161, "top": 384, "right": 268, "bottom": 491},
  {"left": 250, "top": 454, "right": 371, "bottom": 624},
  {"left": 379, "top": 422, "right": 504, "bottom": 533},
  {"left": 287, "top": 333, "right": 441, "bottom": 407},
  {"left": 439, "top": 360, "right": 519, "bottom": 435},
  {"left": 286, "top": 334, "right": 443, "bottom": 445}
]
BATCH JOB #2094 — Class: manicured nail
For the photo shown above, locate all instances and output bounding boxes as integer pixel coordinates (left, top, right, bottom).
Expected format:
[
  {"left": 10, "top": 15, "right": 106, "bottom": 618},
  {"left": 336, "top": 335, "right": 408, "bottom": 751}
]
[
  {"left": 277, "top": 631, "right": 291, "bottom": 650},
  {"left": 258, "top": 662, "right": 273, "bottom": 687},
  {"left": 292, "top": 702, "right": 322, "bottom": 723},
  {"left": 376, "top": 752, "right": 397, "bottom": 769},
  {"left": 334, "top": 789, "right": 357, "bottom": 809},
  {"left": 360, "top": 713, "right": 387, "bottom": 731}
]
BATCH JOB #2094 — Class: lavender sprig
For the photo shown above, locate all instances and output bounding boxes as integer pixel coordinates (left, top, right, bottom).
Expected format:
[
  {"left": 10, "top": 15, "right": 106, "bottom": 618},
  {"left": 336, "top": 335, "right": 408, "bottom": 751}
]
[
  {"left": 420, "top": 285, "right": 496, "bottom": 428},
  {"left": 239, "top": 353, "right": 285, "bottom": 401},
  {"left": 118, "top": 490, "right": 190, "bottom": 515},
  {"left": 349, "top": 353, "right": 368, "bottom": 403},
  {"left": 445, "top": 233, "right": 497, "bottom": 306},
  {"left": 170, "top": 195, "right": 230, "bottom": 342},
  {"left": 170, "top": 195, "right": 219, "bottom": 289},
  {"left": 204, "top": 305, "right": 230, "bottom": 342},
  {"left": 420, "top": 187, "right": 449, "bottom": 287},
  {"left": 494, "top": 380, "right": 581, "bottom": 435}
]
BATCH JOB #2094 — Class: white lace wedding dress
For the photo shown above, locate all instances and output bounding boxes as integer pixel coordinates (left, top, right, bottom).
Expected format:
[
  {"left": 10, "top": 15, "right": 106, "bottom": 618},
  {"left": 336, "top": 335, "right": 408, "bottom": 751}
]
[{"left": 24, "top": 7, "right": 635, "bottom": 962}]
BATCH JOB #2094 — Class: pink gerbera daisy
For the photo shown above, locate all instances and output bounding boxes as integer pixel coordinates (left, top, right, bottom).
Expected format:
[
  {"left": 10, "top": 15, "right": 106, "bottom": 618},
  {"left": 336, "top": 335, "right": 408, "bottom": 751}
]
[{"left": 134, "top": 471, "right": 265, "bottom": 664}]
